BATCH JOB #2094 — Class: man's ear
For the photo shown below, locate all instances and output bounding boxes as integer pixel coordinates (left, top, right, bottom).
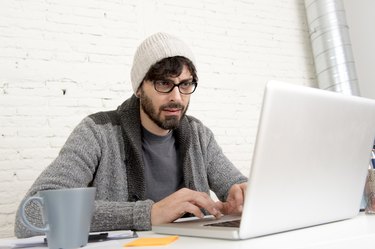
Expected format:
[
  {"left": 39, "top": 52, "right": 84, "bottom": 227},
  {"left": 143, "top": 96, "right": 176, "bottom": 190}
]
[
  {"left": 135, "top": 88, "right": 141, "bottom": 98},
  {"left": 135, "top": 82, "right": 143, "bottom": 98}
]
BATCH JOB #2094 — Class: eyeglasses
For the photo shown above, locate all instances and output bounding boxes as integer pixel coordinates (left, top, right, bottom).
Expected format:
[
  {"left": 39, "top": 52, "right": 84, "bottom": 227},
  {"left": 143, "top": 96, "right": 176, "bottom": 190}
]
[{"left": 153, "top": 80, "right": 198, "bottom": 95}]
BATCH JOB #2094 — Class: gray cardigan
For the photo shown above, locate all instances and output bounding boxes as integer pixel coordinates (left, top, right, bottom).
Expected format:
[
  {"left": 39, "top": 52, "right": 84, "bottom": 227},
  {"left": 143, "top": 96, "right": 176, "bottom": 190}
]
[{"left": 14, "top": 95, "right": 247, "bottom": 238}]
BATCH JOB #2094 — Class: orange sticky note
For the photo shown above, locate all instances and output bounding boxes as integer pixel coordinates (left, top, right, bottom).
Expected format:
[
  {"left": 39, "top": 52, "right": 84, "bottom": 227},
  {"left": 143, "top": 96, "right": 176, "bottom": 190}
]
[{"left": 124, "top": 236, "right": 179, "bottom": 247}]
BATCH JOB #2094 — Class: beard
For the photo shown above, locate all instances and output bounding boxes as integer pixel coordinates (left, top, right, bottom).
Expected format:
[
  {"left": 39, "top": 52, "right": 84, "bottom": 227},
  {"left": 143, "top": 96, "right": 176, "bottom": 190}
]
[{"left": 139, "top": 88, "right": 189, "bottom": 130}]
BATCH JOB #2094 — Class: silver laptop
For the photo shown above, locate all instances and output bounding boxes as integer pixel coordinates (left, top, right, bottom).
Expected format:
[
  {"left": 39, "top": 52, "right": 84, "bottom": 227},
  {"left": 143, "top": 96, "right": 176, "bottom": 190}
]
[{"left": 152, "top": 80, "right": 375, "bottom": 240}]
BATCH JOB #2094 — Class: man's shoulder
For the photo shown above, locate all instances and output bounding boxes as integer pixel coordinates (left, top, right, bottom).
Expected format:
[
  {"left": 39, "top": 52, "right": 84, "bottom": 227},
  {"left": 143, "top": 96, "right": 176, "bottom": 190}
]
[
  {"left": 185, "top": 115, "right": 203, "bottom": 126},
  {"left": 86, "top": 95, "right": 136, "bottom": 126},
  {"left": 184, "top": 115, "right": 212, "bottom": 134},
  {"left": 88, "top": 110, "right": 121, "bottom": 126}
]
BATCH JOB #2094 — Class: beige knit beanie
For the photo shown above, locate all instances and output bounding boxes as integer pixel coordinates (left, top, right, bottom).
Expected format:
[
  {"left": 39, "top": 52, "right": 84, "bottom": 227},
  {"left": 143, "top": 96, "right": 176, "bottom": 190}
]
[{"left": 130, "top": 32, "right": 196, "bottom": 94}]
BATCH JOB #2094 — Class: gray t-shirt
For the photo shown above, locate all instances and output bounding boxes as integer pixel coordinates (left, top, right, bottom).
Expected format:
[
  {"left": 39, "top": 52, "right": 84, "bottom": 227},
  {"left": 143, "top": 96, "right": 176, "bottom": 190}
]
[{"left": 142, "top": 127, "right": 183, "bottom": 202}]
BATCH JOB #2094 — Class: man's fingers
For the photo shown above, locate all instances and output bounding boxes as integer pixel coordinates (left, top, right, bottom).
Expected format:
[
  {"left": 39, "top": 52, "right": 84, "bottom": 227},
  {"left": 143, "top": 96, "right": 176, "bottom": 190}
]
[
  {"left": 179, "top": 202, "right": 204, "bottom": 219},
  {"left": 215, "top": 200, "right": 229, "bottom": 214},
  {"left": 151, "top": 188, "right": 223, "bottom": 225},
  {"left": 218, "top": 183, "right": 248, "bottom": 215},
  {"left": 194, "top": 196, "right": 221, "bottom": 217},
  {"left": 180, "top": 189, "right": 222, "bottom": 218}
]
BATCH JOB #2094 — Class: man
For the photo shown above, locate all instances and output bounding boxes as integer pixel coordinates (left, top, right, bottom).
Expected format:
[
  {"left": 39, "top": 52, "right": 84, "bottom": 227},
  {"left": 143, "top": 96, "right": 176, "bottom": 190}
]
[{"left": 15, "top": 32, "right": 247, "bottom": 238}]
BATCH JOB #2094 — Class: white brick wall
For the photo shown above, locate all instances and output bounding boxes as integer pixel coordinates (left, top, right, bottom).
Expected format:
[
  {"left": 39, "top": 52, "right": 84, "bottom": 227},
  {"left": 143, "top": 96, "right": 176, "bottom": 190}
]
[{"left": 0, "top": 0, "right": 316, "bottom": 238}]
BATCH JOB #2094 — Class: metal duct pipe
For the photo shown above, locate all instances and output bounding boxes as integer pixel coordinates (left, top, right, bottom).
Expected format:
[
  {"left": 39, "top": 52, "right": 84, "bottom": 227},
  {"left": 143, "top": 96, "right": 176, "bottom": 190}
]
[{"left": 304, "top": 0, "right": 361, "bottom": 96}]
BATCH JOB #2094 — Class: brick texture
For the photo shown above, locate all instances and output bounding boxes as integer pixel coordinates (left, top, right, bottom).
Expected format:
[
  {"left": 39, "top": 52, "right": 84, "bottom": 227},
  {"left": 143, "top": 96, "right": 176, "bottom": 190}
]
[{"left": 0, "top": 0, "right": 316, "bottom": 238}]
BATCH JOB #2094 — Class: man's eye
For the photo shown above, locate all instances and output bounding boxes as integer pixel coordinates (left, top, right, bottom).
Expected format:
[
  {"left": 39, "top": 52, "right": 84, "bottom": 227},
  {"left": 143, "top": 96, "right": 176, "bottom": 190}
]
[
  {"left": 180, "top": 82, "right": 194, "bottom": 88},
  {"left": 157, "top": 81, "right": 172, "bottom": 87}
]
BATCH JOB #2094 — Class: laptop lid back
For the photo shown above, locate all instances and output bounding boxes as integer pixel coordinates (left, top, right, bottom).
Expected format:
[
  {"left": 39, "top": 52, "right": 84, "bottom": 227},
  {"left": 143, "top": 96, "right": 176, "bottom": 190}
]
[{"left": 239, "top": 81, "right": 375, "bottom": 239}]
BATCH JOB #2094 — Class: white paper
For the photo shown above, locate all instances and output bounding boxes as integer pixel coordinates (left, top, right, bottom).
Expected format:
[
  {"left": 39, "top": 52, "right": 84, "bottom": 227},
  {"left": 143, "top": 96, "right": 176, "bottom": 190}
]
[
  {"left": 0, "top": 231, "right": 136, "bottom": 249},
  {"left": 0, "top": 236, "right": 45, "bottom": 249}
]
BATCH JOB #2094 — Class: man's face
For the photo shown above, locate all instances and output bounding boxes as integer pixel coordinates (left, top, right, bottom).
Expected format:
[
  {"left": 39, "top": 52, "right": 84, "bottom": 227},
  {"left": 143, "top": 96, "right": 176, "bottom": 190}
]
[{"left": 138, "top": 65, "right": 192, "bottom": 133}]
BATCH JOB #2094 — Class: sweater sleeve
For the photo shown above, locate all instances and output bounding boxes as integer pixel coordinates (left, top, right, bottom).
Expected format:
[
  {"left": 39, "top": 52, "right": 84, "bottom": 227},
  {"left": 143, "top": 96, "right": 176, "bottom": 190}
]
[
  {"left": 14, "top": 117, "right": 153, "bottom": 238},
  {"left": 204, "top": 128, "right": 248, "bottom": 201}
]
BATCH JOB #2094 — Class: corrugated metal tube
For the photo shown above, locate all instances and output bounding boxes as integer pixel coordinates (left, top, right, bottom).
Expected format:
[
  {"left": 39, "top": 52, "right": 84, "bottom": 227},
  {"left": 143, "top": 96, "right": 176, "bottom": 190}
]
[{"left": 304, "top": 0, "right": 361, "bottom": 96}]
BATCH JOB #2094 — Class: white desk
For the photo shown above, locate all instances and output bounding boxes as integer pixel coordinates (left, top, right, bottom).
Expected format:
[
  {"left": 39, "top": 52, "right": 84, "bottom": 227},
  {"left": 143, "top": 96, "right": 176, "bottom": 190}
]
[{"left": 2, "top": 213, "right": 375, "bottom": 249}]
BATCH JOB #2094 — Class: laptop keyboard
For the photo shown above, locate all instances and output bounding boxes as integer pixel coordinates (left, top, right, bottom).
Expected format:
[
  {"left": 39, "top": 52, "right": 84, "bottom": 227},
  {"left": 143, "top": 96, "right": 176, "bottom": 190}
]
[{"left": 204, "top": 219, "right": 241, "bottom": 228}]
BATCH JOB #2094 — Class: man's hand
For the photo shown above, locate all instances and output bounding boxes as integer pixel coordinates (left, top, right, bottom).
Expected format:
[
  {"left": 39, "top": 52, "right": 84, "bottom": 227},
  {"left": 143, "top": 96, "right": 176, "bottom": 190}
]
[
  {"left": 151, "top": 188, "right": 222, "bottom": 225},
  {"left": 216, "top": 182, "right": 247, "bottom": 215}
]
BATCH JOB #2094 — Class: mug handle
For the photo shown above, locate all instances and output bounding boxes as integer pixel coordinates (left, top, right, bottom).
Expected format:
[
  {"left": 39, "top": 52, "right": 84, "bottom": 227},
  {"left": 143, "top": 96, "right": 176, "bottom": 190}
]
[{"left": 20, "top": 196, "right": 49, "bottom": 233}]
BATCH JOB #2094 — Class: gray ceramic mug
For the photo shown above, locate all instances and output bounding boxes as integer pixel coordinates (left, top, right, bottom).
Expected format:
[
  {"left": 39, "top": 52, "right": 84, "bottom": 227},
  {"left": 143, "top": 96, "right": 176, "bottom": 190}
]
[{"left": 20, "top": 187, "right": 96, "bottom": 249}]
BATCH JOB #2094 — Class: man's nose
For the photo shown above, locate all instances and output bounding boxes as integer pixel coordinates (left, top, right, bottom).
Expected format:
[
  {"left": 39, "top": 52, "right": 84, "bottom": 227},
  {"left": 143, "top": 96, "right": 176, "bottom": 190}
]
[{"left": 168, "top": 85, "right": 183, "bottom": 101}]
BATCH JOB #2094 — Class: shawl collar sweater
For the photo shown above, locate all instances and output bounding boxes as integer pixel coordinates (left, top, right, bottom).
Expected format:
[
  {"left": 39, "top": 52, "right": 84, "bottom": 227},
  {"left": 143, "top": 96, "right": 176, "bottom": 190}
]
[{"left": 15, "top": 95, "right": 247, "bottom": 238}]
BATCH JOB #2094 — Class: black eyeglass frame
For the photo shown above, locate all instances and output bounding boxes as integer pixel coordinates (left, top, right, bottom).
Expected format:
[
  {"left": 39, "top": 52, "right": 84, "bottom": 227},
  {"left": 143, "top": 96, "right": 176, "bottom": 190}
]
[{"left": 152, "top": 80, "right": 198, "bottom": 95}]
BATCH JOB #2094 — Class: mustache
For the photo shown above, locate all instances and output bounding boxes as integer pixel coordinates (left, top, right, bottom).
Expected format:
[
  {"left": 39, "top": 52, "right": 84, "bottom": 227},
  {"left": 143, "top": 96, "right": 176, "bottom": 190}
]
[{"left": 160, "top": 102, "right": 185, "bottom": 110}]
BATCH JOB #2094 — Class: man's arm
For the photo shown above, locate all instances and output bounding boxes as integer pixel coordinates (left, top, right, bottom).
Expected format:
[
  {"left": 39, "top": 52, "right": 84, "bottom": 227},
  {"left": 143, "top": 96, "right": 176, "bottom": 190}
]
[
  {"left": 203, "top": 127, "right": 248, "bottom": 211},
  {"left": 14, "top": 117, "right": 152, "bottom": 238}
]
